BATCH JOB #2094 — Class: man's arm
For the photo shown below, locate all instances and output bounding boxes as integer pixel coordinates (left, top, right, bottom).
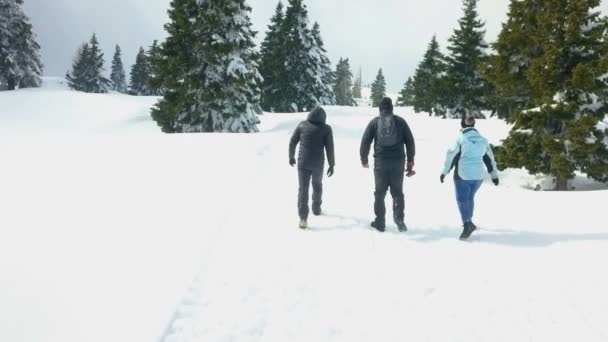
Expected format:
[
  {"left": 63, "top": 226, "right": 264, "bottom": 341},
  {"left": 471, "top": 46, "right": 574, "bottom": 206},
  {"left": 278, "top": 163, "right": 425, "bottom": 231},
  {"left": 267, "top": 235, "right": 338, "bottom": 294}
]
[
  {"left": 325, "top": 126, "right": 335, "bottom": 167},
  {"left": 360, "top": 119, "right": 376, "bottom": 165},
  {"left": 402, "top": 121, "right": 416, "bottom": 163},
  {"left": 289, "top": 125, "right": 301, "bottom": 162}
]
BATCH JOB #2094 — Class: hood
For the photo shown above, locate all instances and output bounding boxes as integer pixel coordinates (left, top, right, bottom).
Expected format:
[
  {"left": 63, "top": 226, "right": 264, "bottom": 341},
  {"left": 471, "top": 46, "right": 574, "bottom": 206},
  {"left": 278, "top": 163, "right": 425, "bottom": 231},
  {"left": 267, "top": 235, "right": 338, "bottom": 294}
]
[
  {"left": 307, "top": 107, "right": 327, "bottom": 124},
  {"left": 379, "top": 97, "right": 394, "bottom": 117},
  {"left": 462, "top": 128, "right": 484, "bottom": 142}
]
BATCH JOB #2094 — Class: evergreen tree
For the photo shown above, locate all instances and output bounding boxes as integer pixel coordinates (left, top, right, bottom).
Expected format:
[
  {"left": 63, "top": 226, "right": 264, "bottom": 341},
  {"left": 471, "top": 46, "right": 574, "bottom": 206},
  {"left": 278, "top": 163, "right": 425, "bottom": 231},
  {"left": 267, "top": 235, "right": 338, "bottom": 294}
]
[
  {"left": 371, "top": 68, "right": 386, "bottom": 107},
  {"left": 146, "top": 40, "right": 164, "bottom": 96},
  {"left": 396, "top": 77, "right": 415, "bottom": 107},
  {"left": 444, "top": 0, "right": 489, "bottom": 118},
  {"left": 310, "top": 22, "right": 336, "bottom": 106},
  {"left": 0, "top": 0, "right": 43, "bottom": 90},
  {"left": 279, "top": 0, "right": 333, "bottom": 112},
  {"left": 353, "top": 67, "right": 362, "bottom": 99},
  {"left": 129, "top": 47, "right": 151, "bottom": 95},
  {"left": 66, "top": 34, "right": 110, "bottom": 93},
  {"left": 411, "top": 35, "right": 448, "bottom": 116},
  {"left": 151, "top": 0, "right": 262, "bottom": 133},
  {"left": 333, "top": 58, "right": 355, "bottom": 106},
  {"left": 488, "top": 0, "right": 608, "bottom": 190},
  {"left": 110, "top": 45, "right": 127, "bottom": 93},
  {"left": 259, "top": 1, "right": 286, "bottom": 112}
]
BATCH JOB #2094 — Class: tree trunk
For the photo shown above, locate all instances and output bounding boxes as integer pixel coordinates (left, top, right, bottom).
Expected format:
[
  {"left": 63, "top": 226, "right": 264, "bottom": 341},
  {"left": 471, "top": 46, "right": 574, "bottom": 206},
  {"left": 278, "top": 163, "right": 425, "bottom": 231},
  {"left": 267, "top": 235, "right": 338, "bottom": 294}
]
[
  {"left": 7, "top": 78, "right": 16, "bottom": 91},
  {"left": 555, "top": 177, "right": 569, "bottom": 191}
]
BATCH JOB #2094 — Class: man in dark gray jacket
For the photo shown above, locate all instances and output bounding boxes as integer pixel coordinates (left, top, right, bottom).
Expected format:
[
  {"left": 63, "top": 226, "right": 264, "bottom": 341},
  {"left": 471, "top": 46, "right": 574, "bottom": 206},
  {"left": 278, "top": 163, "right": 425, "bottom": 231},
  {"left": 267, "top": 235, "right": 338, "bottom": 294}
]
[
  {"left": 289, "top": 107, "right": 335, "bottom": 229},
  {"left": 360, "top": 97, "right": 415, "bottom": 232}
]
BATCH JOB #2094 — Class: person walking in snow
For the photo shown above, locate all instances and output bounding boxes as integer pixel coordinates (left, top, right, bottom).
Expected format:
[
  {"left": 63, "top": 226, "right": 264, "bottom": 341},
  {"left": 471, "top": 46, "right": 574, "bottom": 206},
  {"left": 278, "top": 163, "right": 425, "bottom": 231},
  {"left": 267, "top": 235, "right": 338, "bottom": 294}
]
[
  {"left": 440, "top": 115, "right": 500, "bottom": 240},
  {"left": 289, "top": 107, "right": 335, "bottom": 229},
  {"left": 360, "top": 97, "right": 416, "bottom": 233}
]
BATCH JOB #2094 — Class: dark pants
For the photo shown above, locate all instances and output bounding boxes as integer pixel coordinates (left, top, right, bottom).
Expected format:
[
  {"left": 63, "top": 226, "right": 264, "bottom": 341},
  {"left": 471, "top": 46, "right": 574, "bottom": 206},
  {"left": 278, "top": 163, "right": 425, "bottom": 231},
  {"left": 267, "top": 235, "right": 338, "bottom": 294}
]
[
  {"left": 454, "top": 179, "right": 483, "bottom": 225},
  {"left": 374, "top": 160, "right": 405, "bottom": 225},
  {"left": 298, "top": 167, "right": 323, "bottom": 220}
]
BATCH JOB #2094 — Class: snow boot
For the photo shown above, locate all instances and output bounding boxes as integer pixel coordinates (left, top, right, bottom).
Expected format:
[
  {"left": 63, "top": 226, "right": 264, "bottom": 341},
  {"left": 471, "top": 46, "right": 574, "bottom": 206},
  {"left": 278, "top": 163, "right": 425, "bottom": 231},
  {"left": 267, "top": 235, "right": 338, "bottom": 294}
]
[
  {"left": 460, "top": 222, "right": 476, "bottom": 240},
  {"left": 312, "top": 205, "right": 322, "bottom": 216},
  {"left": 396, "top": 221, "right": 408, "bottom": 232},
  {"left": 371, "top": 220, "right": 385, "bottom": 232},
  {"left": 299, "top": 219, "right": 308, "bottom": 230}
]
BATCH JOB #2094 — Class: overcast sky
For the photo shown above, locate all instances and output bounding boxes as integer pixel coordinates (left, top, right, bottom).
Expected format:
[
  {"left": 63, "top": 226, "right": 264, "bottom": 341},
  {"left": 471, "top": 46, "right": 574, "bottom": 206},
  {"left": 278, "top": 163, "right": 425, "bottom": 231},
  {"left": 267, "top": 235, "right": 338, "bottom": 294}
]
[{"left": 24, "top": 0, "right": 608, "bottom": 92}]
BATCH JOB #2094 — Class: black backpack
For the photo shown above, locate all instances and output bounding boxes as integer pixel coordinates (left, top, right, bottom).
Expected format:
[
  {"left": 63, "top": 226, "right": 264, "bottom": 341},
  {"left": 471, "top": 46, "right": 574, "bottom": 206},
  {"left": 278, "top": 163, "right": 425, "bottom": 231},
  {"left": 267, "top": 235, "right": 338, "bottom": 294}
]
[{"left": 376, "top": 115, "right": 399, "bottom": 147}]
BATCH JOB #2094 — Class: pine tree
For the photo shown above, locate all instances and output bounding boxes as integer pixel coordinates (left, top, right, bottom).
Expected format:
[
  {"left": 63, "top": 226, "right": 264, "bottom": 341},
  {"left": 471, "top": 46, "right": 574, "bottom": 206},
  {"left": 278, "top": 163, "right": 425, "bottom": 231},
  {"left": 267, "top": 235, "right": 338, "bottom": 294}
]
[
  {"left": 396, "top": 77, "right": 415, "bottom": 107},
  {"left": 110, "top": 45, "right": 127, "bottom": 93},
  {"left": 129, "top": 47, "right": 151, "bottom": 95},
  {"left": 0, "top": 0, "right": 43, "bottom": 90},
  {"left": 151, "top": 0, "right": 262, "bottom": 133},
  {"left": 146, "top": 40, "right": 164, "bottom": 96},
  {"left": 259, "top": 1, "right": 286, "bottom": 112},
  {"left": 488, "top": 0, "right": 608, "bottom": 190},
  {"left": 371, "top": 68, "right": 386, "bottom": 107},
  {"left": 66, "top": 34, "right": 110, "bottom": 93},
  {"left": 411, "top": 35, "right": 448, "bottom": 116},
  {"left": 353, "top": 67, "right": 362, "bottom": 99},
  {"left": 333, "top": 58, "right": 355, "bottom": 106},
  {"left": 444, "top": 0, "right": 489, "bottom": 118},
  {"left": 310, "top": 22, "right": 336, "bottom": 106},
  {"left": 279, "top": 0, "right": 333, "bottom": 112},
  {"left": 65, "top": 43, "right": 89, "bottom": 92}
]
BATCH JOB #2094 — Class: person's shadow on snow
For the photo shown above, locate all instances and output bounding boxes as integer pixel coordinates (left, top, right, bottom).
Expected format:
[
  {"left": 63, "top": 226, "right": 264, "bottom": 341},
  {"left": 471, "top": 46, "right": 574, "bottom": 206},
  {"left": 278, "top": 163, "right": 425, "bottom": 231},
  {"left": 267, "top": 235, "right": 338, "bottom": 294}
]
[{"left": 408, "top": 225, "right": 608, "bottom": 248}]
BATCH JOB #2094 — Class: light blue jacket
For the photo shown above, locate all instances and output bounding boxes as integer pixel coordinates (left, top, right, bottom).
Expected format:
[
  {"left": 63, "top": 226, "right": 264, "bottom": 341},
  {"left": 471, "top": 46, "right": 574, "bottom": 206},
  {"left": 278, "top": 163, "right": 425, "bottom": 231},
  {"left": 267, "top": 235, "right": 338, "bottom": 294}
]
[{"left": 442, "top": 128, "right": 499, "bottom": 181}]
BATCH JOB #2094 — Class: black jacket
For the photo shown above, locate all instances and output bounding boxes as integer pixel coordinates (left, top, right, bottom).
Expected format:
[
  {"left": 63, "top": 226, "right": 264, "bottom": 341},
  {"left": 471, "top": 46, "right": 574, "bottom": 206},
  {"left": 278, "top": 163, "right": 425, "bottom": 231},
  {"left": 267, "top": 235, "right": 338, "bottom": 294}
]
[
  {"left": 360, "top": 110, "right": 415, "bottom": 165},
  {"left": 289, "top": 107, "right": 335, "bottom": 170}
]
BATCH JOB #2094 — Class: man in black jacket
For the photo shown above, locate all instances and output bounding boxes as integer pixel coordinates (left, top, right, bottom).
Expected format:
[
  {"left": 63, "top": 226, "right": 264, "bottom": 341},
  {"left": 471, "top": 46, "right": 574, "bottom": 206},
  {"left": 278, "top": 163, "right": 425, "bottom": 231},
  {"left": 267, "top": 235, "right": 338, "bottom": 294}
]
[
  {"left": 360, "top": 97, "right": 415, "bottom": 232},
  {"left": 289, "top": 107, "right": 335, "bottom": 229}
]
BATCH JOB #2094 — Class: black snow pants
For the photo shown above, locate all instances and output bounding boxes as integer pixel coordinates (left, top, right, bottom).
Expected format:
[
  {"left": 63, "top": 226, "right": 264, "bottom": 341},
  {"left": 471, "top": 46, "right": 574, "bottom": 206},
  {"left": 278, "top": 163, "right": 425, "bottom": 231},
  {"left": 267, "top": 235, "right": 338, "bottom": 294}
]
[
  {"left": 298, "top": 167, "right": 323, "bottom": 220},
  {"left": 374, "top": 159, "right": 405, "bottom": 225}
]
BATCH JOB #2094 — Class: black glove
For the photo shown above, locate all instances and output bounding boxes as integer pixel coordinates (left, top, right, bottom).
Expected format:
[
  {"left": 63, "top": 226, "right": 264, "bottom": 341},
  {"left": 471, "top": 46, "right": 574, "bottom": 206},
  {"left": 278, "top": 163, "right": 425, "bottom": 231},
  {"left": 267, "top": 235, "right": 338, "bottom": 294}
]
[
  {"left": 289, "top": 158, "right": 296, "bottom": 167},
  {"left": 406, "top": 161, "right": 416, "bottom": 177},
  {"left": 492, "top": 178, "right": 499, "bottom": 186},
  {"left": 327, "top": 166, "right": 334, "bottom": 177},
  {"left": 440, "top": 174, "right": 445, "bottom": 183}
]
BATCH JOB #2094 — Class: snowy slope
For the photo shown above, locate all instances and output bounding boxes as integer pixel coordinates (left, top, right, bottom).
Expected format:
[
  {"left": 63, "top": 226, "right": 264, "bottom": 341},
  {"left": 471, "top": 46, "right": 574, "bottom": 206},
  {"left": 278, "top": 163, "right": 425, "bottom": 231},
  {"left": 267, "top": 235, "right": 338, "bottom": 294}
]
[{"left": 2, "top": 80, "right": 608, "bottom": 342}]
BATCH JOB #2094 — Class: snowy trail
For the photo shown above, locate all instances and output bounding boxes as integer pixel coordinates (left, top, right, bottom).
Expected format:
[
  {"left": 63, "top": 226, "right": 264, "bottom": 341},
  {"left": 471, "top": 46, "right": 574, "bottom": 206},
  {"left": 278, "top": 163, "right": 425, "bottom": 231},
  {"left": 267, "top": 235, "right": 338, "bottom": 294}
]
[{"left": 2, "top": 84, "right": 608, "bottom": 342}]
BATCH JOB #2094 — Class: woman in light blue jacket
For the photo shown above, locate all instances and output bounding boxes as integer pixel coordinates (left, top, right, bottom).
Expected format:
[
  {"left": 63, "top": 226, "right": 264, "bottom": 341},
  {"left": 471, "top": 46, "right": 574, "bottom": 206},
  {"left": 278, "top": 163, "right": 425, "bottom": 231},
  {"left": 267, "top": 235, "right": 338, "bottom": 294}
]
[{"left": 440, "top": 116, "right": 499, "bottom": 240}]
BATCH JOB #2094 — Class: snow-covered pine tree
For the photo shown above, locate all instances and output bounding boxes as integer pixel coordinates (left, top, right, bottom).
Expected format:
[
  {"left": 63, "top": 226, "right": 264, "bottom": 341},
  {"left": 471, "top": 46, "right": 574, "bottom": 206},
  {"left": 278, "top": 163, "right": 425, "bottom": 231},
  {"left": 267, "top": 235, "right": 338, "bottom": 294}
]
[
  {"left": 333, "top": 58, "right": 355, "bottom": 106},
  {"left": 0, "top": 0, "right": 43, "bottom": 90},
  {"left": 488, "top": 0, "right": 608, "bottom": 190},
  {"left": 66, "top": 34, "right": 110, "bottom": 93},
  {"left": 146, "top": 40, "right": 164, "bottom": 96},
  {"left": 310, "top": 22, "right": 336, "bottom": 106},
  {"left": 65, "top": 43, "right": 89, "bottom": 92},
  {"left": 129, "top": 47, "right": 151, "bottom": 96},
  {"left": 371, "top": 68, "right": 386, "bottom": 107},
  {"left": 151, "top": 0, "right": 262, "bottom": 133},
  {"left": 481, "top": 1, "right": 538, "bottom": 121},
  {"left": 396, "top": 77, "right": 415, "bottom": 107},
  {"left": 259, "top": 1, "right": 286, "bottom": 112},
  {"left": 411, "top": 35, "right": 448, "bottom": 116},
  {"left": 353, "top": 67, "right": 362, "bottom": 99},
  {"left": 110, "top": 45, "right": 127, "bottom": 93},
  {"left": 444, "top": 0, "right": 489, "bottom": 118},
  {"left": 279, "top": 0, "right": 332, "bottom": 112}
]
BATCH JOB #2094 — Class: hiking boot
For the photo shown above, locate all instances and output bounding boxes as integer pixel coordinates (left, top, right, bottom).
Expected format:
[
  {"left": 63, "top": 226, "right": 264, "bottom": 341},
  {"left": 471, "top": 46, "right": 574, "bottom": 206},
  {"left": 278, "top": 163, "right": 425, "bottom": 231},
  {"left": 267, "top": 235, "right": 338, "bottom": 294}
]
[
  {"left": 371, "top": 220, "right": 385, "bottom": 232},
  {"left": 312, "top": 206, "right": 322, "bottom": 216},
  {"left": 460, "top": 222, "right": 476, "bottom": 240},
  {"left": 396, "top": 221, "right": 408, "bottom": 232},
  {"left": 299, "top": 220, "right": 308, "bottom": 229}
]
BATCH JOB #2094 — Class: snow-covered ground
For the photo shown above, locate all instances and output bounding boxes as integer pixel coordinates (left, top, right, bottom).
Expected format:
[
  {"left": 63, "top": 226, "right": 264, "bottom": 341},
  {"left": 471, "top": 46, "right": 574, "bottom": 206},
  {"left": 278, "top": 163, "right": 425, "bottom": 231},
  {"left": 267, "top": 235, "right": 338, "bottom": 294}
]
[{"left": 2, "top": 79, "right": 608, "bottom": 342}]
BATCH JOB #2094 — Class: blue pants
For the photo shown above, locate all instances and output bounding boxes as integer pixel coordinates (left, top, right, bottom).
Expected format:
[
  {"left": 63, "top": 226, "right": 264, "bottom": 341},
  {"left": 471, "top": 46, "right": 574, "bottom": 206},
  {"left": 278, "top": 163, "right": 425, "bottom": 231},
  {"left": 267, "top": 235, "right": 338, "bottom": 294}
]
[{"left": 454, "top": 179, "right": 483, "bottom": 225}]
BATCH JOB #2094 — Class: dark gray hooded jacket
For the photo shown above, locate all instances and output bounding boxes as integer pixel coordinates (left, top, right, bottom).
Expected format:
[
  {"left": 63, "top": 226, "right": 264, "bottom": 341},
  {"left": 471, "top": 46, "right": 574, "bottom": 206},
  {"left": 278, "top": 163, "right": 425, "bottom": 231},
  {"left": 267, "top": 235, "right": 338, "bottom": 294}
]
[{"left": 289, "top": 107, "right": 335, "bottom": 170}]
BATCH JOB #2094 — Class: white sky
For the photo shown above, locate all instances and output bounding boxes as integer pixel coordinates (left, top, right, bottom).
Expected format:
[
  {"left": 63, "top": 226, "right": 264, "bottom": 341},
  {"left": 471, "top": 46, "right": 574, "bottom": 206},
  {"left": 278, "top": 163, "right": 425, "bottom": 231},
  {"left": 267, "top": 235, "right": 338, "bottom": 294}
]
[{"left": 23, "top": 0, "right": 608, "bottom": 92}]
